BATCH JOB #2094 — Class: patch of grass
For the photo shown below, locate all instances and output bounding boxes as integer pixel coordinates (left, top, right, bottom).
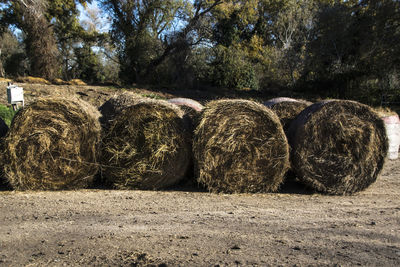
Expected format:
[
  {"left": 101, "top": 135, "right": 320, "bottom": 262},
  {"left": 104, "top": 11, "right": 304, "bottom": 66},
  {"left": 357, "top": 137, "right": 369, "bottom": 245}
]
[
  {"left": 140, "top": 93, "right": 166, "bottom": 100},
  {"left": 0, "top": 104, "right": 18, "bottom": 126}
]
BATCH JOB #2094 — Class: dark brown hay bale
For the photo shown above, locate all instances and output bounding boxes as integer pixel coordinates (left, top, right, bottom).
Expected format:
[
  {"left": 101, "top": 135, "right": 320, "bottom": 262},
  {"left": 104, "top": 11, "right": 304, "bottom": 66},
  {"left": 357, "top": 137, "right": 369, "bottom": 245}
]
[
  {"left": 288, "top": 100, "right": 388, "bottom": 195},
  {"left": 100, "top": 99, "right": 191, "bottom": 190},
  {"left": 193, "top": 99, "right": 290, "bottom": 193},
  {"left": 99, "top": 92, "right": 143, "bottom": 128},
  {"left": 0, "top": 117, "right": 8, "bottom": 138},
  {"left": 2, "top": 97, "right": 101, "bottom": 190},
  {"left": 264, "top": 97, "right": 312, "bottom": 133},
  {"left": 0, "top": 118, "right": 9, "bottom": 189}
]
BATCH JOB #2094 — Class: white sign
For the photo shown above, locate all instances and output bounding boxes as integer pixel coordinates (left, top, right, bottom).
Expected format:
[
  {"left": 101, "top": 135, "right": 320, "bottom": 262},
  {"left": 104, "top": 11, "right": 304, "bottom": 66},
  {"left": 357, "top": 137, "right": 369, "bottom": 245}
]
[{"left": 7, "top": 84, "right": 24, "bottom": 105}]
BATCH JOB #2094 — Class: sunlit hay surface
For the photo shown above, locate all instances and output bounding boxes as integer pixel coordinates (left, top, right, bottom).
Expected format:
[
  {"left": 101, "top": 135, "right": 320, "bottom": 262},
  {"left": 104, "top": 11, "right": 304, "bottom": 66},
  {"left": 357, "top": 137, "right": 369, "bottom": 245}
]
[
  {"left": 3, "top": 97, "right": 101, "bottom": 190},
  {"left": 15, "top": 76, "right": 51, "bottom": 85},
  {"left": 100, "top": 99, "right": 191, "bottom": 190},
  {"left": 264, "top": 97, "right": 312, "bottom": 133},
  {"left": 193, "top": 99, "right": 290, "bottom": 193},
  {"left": 373, "top": 106, "right": 398, "bottom": 117},
  {"left": 53, "top": 78, "right": 70, "bottom": 85},
  {"left": 68, "top": 79, "right": 87, "bottom": 86},
  {"left": 288, "top": 100, "right": 388, "bottom": 195},
  {"left": 0, "top": 78, "right": 12, "bottom": 83},
  {"left": 99, "top": 91, "right": 143, "bottom": 129}
]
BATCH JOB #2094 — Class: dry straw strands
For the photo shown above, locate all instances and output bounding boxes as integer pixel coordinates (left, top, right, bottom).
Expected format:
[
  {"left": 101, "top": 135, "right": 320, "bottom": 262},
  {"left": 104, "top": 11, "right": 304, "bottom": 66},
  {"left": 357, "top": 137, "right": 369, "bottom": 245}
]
[
  {"left": 288, "top": 100, "right": 388, "bottom": 195},
  {"left": 193, "top": 99, "right": 290, "bottom": 193},
  {"left": 264, "top": 97, "right": 312, "bottom": 133},
  {"left": 100, "top": 96, "right": 191, "bottom": 190},
  {"left": 2, "top": 97, "right": 101, "bottom": 190}
]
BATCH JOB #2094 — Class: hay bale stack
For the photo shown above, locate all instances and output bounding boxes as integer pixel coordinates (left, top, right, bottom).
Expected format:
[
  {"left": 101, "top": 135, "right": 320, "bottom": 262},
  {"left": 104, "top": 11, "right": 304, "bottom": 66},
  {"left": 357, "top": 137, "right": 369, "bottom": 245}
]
[
  {"left": 264, "top": 97, "right": 312, "bottom": 133},
  {"left": 100, "top": 98, "right": 191, "bottom": 190},
  {"left": 288, "top": 100, "right": 388, "bottom": 195},
  {"left": 193, "top": 99, "right": 290, "bottom": 193},
  {"left": 2, "top": 97, "right": 101, "bottom": 190}
]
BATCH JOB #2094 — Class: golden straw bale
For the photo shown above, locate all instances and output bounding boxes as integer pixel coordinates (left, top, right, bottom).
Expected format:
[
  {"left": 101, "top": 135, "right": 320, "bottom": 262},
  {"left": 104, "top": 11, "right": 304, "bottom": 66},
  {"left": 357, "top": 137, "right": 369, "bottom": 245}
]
[
  {"left": 2, "top": 97, "right": 101, "bottom": 190},
  {"left": 193, "top": 99, "right": 290, "bottom": 193},
  {"left": 100, "top": 98, "right": 191, "bottom": 189},
  {"left": 15, "top": 76, "right": 51, "bottom": 84},
  {"left": 68, "top": 79, "right": 87, "bottom": 86}
]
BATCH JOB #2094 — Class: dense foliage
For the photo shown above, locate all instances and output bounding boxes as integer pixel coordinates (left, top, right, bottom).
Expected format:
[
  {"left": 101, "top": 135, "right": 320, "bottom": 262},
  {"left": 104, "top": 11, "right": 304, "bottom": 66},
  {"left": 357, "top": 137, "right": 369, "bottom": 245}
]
[{"left": 0, "top": 0, "right": 399, "bottom": 104}]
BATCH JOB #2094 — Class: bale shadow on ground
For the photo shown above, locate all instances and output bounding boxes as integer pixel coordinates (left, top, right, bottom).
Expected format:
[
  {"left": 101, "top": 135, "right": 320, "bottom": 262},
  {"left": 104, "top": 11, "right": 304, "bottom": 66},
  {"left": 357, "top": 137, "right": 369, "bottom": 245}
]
[{"left": 277, "top": 171, "right": 315, "bottom": 195}]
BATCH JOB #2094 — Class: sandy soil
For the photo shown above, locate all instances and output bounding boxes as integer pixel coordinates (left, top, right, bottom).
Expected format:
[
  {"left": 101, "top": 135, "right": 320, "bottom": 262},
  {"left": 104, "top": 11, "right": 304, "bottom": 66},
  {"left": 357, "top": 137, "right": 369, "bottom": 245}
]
[{"left": 0, "top": 158, "right": 399, "bottom": 266}]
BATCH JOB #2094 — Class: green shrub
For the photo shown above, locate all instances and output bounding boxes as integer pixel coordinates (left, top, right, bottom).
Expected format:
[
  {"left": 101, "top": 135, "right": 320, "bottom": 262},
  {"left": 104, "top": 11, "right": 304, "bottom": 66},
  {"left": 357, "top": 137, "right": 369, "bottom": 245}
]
[
  {"left": 0, "top": 104, "right": 18, "bottom": 126},
  {"left": 210, "top": 45, "right": 259, "bottom": 90}
]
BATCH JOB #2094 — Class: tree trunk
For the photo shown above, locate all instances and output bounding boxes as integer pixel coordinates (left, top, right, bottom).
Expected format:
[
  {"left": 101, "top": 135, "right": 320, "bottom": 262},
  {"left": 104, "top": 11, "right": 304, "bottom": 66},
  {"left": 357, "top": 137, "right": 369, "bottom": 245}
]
[{"left": 0, "top": 49, "right": 4, "bottom": 77}]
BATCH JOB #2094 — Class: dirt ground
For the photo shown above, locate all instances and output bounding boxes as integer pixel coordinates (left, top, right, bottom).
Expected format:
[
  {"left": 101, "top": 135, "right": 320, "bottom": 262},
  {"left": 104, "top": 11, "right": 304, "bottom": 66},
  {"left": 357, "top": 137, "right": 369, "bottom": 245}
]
[{"left": 0, "top": 158, "right": 399, "bottom": 266}]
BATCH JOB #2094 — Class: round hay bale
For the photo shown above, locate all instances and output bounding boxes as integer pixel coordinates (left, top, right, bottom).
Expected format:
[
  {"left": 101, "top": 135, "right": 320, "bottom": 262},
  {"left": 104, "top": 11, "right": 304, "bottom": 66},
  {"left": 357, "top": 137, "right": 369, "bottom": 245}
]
[
  {"left": 193, "top": 99, "right": 290, "bottom": 193},
  {"left": 99, "top": 91, "right": 143, "bottom": 128},
  {"left": 264, "top": 97, "right": 312, "bottom": 133},
  {"left": 0, "top": 118, "right": 9, "bottom": 189},
  {"left": 100, "top": 99, "right": 191, "bottom": 190},
  {"left": 288, "top": 100, "right": 388, "bottom": 195},
  {"left": 2, "top": 97, "right": 101, "bottom": 190}
]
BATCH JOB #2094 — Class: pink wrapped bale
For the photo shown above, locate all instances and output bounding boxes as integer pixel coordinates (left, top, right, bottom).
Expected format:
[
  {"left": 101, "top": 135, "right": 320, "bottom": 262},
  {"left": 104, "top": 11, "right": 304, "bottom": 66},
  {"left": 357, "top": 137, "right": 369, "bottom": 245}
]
[{"left": 264, "top": 97, "right": 312, "bottom": 133}]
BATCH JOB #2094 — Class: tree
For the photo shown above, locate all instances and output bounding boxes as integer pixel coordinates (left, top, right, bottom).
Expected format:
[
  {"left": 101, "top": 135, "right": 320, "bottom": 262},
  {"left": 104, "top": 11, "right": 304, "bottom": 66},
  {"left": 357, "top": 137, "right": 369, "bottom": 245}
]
[
  {"left": 100, "top": 0, "right": 222, "bottom": 84},
  {"left": 301, "top": 0, "right": 400, "bottom": 102},
  {"left": 46, "top": 0, "right": 102, "bottom": 80},
  {"left": 0, "top": 30, "right": 27, "bottom": 77},
  {"left": 74, "top": 43, "right": 102, "bottom": 83},
  {"left": 2, "top": 0, "right": 61, "bottom": 80},
  {"left": 80, "top": 3, "right": 119, "bottom": 83}
]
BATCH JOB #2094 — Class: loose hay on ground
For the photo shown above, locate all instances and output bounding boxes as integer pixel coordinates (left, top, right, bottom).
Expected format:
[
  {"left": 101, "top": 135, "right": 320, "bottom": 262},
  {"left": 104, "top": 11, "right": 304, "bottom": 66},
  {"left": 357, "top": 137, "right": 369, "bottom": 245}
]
[
  {"left": 264, "top": 97, "right": 312, "bottom": 133},
  {"left": 193, "top": 99, "right": 290, "bottom": 193},
  {"left": 15, "top": 76, "right": 51, "bottom": 85},
  {"left": 288, "top": 100, "right": 388, "bottom": 195},
  {"left": 100, "top": 98, "right": 191, "bottom": 190},
  {"left": 2, "top": 97, "right": 101, "bottom": 190}
]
